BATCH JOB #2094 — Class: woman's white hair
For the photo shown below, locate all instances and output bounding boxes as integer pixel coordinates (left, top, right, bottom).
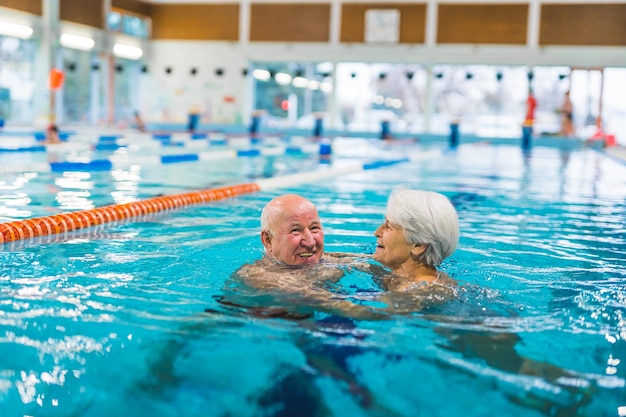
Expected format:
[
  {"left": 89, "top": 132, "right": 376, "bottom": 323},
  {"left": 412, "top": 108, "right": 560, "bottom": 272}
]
[{"left": 385, "top": 187, "right": 459, "bottom": 267}]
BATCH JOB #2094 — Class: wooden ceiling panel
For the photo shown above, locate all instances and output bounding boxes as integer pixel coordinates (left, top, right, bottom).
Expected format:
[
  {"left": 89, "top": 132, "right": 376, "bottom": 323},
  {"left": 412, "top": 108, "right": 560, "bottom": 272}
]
[
  {"left": 60, "top": 0, "right": 105, "bottom": 28},
  {"left": 0, "top": 0, "right": 41, "bottom": 15},
  {"left": 437, "top": 4, "right": 528, "bottom": 45},
  {"left": 540, "top": 4, "right": 626, "bottom": 46},
  {"left": 250, "top": 4, "right": 330, "bottom": 42},
  {"left": 151, "top": 4, "right": 239, "bottom": 40}
]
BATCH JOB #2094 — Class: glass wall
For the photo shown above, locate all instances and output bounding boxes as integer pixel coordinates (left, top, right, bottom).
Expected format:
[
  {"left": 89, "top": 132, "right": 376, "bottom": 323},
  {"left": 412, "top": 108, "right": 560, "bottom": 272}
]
[
  {"left": 61, "top": 47, "right": 100, "bottom": 124},
  {"left": 251, "top": 62, "right": 331, "bottom": 129},
  {"left": 249, "top": 62, "right": 625, "bottom": 142},
  {"left": 603, "top": 68, "right": 626, "bottom": 144},
  {"left": 335, "top": 63, "right": 427, "bottom": 133},
  {"left": 570, "top": 69, "right": 602, "bottom": 136},
  {"left": 430, "top": 65, "right": 531, "bottom": 136},
  {"left": 0, "top": 35, "right": 36, "bottom": 124},
  {"left": 114, "top": 58, "right": 142, "bottom": 125},
  {"left": 528, "top": 66, "right": 571, "bottom": 135}
]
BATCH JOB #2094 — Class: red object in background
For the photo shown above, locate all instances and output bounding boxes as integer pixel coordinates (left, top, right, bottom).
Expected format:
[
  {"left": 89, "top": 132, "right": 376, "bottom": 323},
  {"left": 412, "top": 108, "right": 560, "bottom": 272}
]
[
  {"left": 223, "top": 95, "right": 235, "bottom": 103},
  {"left": 281, "top": 100, "right": 289, "bottom": 111},
  {"left": 525, "top": 93, "right": 537, "bottom": 123},
  {"left": 48, "top": 68, "right": 65, "bottom": 90}
]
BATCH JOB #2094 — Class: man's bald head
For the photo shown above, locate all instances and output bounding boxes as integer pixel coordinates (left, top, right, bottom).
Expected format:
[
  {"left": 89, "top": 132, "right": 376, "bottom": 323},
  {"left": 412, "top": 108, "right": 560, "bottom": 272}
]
[{"left": 260, "top": 194, "right": 325, "bottom": 265}]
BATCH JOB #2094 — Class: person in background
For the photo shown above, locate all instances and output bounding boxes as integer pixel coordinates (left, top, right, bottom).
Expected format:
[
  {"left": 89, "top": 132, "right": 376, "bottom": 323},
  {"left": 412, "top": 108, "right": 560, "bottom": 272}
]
[
  {"left": 133, "top": 111, "right": 146, "bottom": 132},
  {"left": 559, "top": 91, "right": 575, "bottom": 136},
  {"left": 187, "top": 105, "right": 201, "bottom": 133},
  {"left": 44, "top": 124, "right": 61, "bottom": 144},
  {"left": 525, "top": 88, "right": 537, "bottom": 129}
]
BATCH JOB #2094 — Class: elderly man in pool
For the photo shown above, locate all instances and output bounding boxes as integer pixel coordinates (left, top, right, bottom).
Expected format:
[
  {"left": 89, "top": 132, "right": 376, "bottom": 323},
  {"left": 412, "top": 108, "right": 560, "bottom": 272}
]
[
  {"left": 259, "top": 193, "right": 326, "bottom": 266},
  {"left": 234, "top": 194, "right": 359, "bottom": 302}
]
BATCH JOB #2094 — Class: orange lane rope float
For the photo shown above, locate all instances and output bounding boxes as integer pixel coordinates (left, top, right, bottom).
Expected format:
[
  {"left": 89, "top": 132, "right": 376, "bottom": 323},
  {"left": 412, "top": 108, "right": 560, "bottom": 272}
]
[{"left": 0, "top": 183, "right": 260, "bottom": 244}]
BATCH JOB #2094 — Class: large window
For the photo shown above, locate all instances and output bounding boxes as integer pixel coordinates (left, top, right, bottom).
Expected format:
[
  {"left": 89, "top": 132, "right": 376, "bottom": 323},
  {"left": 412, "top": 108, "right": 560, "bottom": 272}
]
[
  {"left": 430, "top": 65, "right": 532, "bottom": 136},
  {"left": 251, "top": 62, "right": 331, "bottom": 129},
  {"left": 0, "top": 36, "right": 36, "bottom": 124},
  {"left": 61, "top": 48, "right": 100, "bottom": 124},
  {"left": 114, "top": 58, "right": 142, "bottom": 124},
  {"left": 336, "top": 63, "right": 427, "bottom": 133},
  {"left": 603, "top": 68, "right": 626, "bottom": 145}
]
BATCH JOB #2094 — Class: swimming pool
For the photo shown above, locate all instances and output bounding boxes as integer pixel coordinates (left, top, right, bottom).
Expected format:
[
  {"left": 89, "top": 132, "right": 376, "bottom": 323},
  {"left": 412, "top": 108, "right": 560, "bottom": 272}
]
[{"left": 1, "top": 137, "right": 625, "bottom": 416}]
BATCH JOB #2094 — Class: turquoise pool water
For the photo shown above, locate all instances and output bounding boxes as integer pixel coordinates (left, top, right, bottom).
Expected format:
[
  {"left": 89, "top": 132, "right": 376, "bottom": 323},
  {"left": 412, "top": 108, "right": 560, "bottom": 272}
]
[{"left": 1, "top": 140, "right": 625, "bottom": 416}]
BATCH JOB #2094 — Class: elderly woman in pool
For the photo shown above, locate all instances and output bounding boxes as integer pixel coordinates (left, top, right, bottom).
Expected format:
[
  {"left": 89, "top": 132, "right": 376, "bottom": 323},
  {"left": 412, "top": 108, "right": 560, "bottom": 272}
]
[{"left": 373, "top": 188, "right": 459, "bottom": 292}]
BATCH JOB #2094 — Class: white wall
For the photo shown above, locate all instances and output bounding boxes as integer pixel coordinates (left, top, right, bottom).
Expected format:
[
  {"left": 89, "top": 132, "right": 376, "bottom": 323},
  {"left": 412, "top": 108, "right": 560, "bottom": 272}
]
[{"left": 142, "top": 41, "right": 249, "bottom": 124}]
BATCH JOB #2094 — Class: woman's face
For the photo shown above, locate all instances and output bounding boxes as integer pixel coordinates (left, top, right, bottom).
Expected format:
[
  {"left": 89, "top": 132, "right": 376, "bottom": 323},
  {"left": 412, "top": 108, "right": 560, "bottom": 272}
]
[{"left": 373, "top": 218, "right": 413, "bottom": 271}]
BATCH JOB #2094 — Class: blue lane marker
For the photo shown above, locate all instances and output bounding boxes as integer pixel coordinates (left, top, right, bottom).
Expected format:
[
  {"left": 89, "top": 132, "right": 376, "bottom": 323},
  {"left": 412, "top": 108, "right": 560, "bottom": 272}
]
[
  {"left": 363, "top": 158, "right": 410, "bottom": 170},
  {"left": 237, "top": 149, "right": 261, "bottom": 157},
  {"left": 285, "top": 147, "right": 303, "bottom": 155},
  {"left": 50, "top": 160, "right": 113, "bottom": 172},
  {"left": 34, "top": 132, "right": 70, "bottom": 142},
  {"left": 98, "top": 135, "right": 123, "bottom": 142},
  {"left": 153, "top": 133, "right": 172, "bottom": 140},
  {"left": 95, "top": 143, "right": 122, "bottom": 151},
  {"left": 161, "top": 154, "right": 199, "bottom": 164},
  {"left": 0, "top": 146, "right": 46, "bottom": 153}
]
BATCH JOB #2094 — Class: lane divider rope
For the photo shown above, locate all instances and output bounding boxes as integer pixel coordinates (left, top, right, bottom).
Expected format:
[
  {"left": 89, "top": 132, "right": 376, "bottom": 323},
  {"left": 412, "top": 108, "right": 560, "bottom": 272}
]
[
  {"left": 0, "top": 147, "right": 445, "bottom": 244},
  {"left": 0, "top": 144, "right": 320, "bottom": 174},
  {"left": 0, "top": 183, "right": 261, "bottom": 244}
]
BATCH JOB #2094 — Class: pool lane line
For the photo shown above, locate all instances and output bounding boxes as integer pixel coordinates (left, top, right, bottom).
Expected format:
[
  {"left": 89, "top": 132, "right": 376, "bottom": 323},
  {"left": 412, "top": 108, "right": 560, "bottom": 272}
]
[
  {"left": 0, "top": 147, "right": 446, "bottom": 244},
  {"left": 0, "top": 133, "right": 307, "bottom": 153},
  {"left": 256, "top": 148, "right": 444, "bottom": 190},
  {"left": 0, "top": 143, "right": 321, "bottom": 174},
  {"left": 0, "top": 183, "right": 260, "bottom": 244}
]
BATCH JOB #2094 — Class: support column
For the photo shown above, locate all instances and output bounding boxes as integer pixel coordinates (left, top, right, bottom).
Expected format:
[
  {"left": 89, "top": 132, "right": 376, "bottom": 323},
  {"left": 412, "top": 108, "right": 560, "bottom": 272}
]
[
  {"left": 425, "top": 0, "right": 438, "bottom": 48},
  {"left": 239, "top": 0, "right": 252, "bottom": 125},
  {"left": 102, "top": 0, "right": 114, "bottom": 127},
  {"left": 34, "top": 0, "right": 60, "bottom": 124},
  {"left": 239, "top": 0, "right": 250, "bottom": 45},
  {"left": 424, "top": 0, "right": 437, "bottom": 133},
  {"left": 424, "top": 64, "right": 434, "bottom": 133},
  {"left": 527, "top": 0, "right": 540, "bottom": 52},
  {"left": 328, "top": 62, "right": 338, "bottom": 130},
  {"left": 329, "top": 0, "right": 341, "bottom": 45}
]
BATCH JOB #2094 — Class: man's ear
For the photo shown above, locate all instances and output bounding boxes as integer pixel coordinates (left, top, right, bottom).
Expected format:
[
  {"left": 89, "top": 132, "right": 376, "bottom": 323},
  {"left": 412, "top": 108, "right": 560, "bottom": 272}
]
[
  {"left": 261, "top": 230, "right": 272, "bottom": 249},
  {"left": 411, "top": 243, "right": 428, "bottom": 257}
]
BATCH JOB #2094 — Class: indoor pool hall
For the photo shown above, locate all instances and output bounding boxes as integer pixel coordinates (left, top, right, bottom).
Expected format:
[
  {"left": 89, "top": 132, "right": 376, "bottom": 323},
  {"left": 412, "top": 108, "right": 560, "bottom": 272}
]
[{"left": 1, "top": 1, "right": 625, "bottom": 416}]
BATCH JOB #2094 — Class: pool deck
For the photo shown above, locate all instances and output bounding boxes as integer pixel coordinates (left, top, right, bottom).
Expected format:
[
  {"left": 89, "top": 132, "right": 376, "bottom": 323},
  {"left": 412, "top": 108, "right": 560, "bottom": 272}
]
[{"left": 605, "top": 146, "right": 626, "bottom": 163}]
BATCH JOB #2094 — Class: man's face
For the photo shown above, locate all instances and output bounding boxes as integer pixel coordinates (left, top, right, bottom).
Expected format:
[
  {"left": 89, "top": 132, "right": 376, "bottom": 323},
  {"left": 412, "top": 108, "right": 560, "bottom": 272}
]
[{"left": 262, "top": 201, "right": 324, "bottom": 266}]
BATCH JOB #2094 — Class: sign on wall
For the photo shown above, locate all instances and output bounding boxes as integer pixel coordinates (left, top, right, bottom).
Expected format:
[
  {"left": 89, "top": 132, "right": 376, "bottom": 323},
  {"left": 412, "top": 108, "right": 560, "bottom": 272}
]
[{"left": 365, "top": 9, "right": 400, "bottom": 43}]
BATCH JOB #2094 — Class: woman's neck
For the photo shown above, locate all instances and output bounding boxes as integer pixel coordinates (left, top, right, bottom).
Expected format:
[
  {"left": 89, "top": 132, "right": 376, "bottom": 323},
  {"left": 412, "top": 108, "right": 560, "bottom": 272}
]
[{"left": 394, "top": 263, "right": 439, "bottom": 283}]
